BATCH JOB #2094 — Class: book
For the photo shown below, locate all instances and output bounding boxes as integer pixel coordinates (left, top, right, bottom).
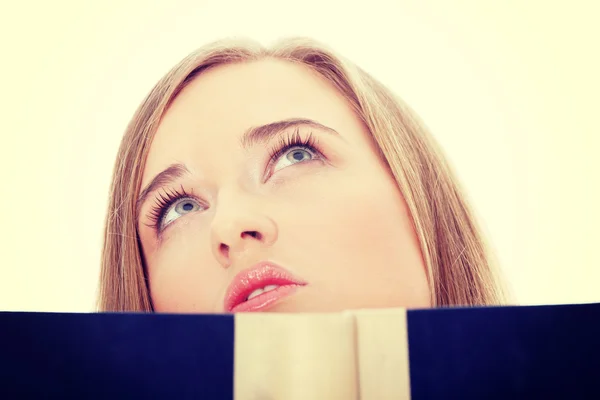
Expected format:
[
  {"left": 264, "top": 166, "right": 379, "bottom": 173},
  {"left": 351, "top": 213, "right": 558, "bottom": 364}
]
[{"left": 1, "top": 303, "right": 599, "bottom": 399}]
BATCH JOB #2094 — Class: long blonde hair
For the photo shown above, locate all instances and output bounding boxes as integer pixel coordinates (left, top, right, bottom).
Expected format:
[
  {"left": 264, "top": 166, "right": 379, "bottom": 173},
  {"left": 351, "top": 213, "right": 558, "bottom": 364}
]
[{"left": 99, "top": 37, "right": 507, "bottom": 311}]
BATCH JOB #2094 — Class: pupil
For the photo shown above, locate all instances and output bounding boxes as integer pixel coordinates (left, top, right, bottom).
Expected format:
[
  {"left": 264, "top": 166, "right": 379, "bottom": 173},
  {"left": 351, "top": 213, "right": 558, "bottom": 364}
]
[
  {"left": 292, "top": 151, "right": 305, "bottom": 161},
  {"left": 182, "top": 202, "right": 193, "bottom": 211}
]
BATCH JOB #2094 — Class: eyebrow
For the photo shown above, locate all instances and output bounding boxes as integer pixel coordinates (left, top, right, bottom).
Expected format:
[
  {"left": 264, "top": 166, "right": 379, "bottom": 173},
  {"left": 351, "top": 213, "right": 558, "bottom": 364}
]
[{"left": 136, "top": 118, "right": 339, "bottom": 220}]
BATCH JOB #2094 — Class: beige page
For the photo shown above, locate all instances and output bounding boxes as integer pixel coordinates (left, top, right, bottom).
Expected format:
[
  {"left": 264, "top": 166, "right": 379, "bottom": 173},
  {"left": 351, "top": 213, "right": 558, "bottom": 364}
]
[{"left": 234, "top": 308, "right": 410, "bottom": 400}]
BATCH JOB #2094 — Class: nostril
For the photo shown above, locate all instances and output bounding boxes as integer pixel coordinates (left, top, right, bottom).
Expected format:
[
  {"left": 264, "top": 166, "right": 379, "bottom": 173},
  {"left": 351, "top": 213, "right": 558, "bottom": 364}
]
[
  {"left": 242, "top": 231, "right": 262, "bottom": 240},
  {"left": 219, "top": 243, "right": 229, "bottom": 258}
]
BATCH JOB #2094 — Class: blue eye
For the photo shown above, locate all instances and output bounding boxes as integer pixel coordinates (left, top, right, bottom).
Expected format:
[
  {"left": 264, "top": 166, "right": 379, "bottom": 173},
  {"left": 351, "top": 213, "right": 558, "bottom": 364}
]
[
  {"left": 267, "top": 130, "right": 323, "bottom": 175},
  {"left": 161, "top": 197, "right": 204, "bottom": 229},
  {"left": 147, "top": 185, "right": 208, "bottom": 234},
  {"left": 272, "top": 147, "right": 316, "bottom": 173}
]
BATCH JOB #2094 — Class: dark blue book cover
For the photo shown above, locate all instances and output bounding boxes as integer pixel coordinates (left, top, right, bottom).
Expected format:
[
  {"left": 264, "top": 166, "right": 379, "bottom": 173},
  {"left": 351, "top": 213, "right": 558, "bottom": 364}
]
[
  {"left": 0, "top": 312, "right": 234, "bottom": 399},
  {"left": 407, "top": 303, "right": 600, "bottom": 399}
]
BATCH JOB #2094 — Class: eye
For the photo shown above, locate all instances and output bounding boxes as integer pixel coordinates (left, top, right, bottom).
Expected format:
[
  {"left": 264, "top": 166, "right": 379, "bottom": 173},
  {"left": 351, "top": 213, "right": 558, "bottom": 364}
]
[
  {"left": 162, "top": 197, "right": 204, "bottom": 228},
  {"left": 272, "top": 146, "right": 318, "bottom": 173}
]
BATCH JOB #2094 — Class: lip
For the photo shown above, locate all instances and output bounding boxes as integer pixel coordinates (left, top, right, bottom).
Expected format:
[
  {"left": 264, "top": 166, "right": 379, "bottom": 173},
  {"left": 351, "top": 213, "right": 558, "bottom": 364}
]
[{"left": 224, "top": 262, "right": 307, "bottom": 312}]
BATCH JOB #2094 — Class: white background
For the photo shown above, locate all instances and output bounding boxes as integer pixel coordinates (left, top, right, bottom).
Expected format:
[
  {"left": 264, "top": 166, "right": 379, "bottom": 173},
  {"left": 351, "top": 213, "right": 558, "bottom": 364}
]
[{"left": 1, "top": 1, "right": 598, "bottom": 311}]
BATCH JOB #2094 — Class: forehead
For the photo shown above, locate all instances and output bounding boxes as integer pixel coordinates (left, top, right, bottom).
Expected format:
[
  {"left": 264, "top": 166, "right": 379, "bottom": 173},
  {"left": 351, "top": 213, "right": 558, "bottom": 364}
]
[{"left": 142, "top": 58, "right": 360, "bottom": 184}]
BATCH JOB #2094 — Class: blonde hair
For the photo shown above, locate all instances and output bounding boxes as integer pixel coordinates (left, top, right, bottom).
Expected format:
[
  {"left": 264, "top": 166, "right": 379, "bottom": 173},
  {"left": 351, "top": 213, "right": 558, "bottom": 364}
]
[{"left": 99, "top": 37, "right": 508, "bottom": 311}]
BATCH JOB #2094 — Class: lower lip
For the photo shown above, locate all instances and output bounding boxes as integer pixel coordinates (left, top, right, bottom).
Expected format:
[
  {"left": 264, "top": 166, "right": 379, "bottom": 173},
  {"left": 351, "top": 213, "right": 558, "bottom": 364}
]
[{"left": 231, "top": 284, "right": 301, "bottom": 312}]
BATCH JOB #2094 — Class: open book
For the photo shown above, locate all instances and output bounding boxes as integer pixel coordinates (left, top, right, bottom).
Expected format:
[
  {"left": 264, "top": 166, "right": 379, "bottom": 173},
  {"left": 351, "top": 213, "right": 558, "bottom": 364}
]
[{"left": 1, "top": 303, "right": 599, "bottom": 399}]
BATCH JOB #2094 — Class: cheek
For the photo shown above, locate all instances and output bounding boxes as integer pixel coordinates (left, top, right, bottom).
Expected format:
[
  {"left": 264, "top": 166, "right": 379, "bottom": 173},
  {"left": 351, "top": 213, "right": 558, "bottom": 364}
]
[
  {"left": 146, "top": 230, "right": 225, "bottom": 313},
  {"left": 283, "top": 168, "right": 430, "bottom": 306},
  {"left": 295, "top": 170, "right": 417, "bottom": 256}
]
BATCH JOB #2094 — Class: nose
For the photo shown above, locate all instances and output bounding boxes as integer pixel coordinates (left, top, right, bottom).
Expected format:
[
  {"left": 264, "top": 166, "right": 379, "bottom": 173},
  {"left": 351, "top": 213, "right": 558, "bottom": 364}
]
[{"left": 210, "top": 193, "right": 278, "bottom": 268}]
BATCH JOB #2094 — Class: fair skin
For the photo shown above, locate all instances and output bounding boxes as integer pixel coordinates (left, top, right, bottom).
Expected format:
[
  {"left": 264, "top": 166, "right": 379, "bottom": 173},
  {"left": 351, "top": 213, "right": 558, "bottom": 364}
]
[{"left": 137, "top": 58, "right": 431, "bottom": 313}]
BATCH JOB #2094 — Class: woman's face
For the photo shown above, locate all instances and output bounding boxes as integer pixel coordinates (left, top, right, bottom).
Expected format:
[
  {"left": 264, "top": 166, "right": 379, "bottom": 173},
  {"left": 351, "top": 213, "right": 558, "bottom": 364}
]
[{"left": 138, "top": 58, "right": 431, "bottom": 313}]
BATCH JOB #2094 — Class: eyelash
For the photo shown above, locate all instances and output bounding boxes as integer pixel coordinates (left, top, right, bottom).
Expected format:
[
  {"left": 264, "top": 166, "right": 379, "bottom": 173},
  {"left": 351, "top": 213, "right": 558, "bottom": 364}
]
[
  {"left": 147, "top": 129, "right": 323, "bottom": 233},
  {"left": 145, "top": 185, "right": 197, "bottom": 232},
  {"left": 266, "top": 128, "right": 321, "bottom": 169}
]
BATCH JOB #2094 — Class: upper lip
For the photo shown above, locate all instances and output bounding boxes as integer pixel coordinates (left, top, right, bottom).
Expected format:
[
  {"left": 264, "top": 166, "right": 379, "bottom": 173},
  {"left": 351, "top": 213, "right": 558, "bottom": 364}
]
[{"left": 223, "top": 261, "right": 307, "bottom": 312}]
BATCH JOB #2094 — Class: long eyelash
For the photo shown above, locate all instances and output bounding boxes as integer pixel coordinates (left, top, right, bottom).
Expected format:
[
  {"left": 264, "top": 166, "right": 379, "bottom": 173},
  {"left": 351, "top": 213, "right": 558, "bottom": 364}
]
[
  {"left": 267, "top": 128, "right": 320, "bottom": 165},
  {"left": 144, "top": 184, "right": 194, "bottom": 231}
]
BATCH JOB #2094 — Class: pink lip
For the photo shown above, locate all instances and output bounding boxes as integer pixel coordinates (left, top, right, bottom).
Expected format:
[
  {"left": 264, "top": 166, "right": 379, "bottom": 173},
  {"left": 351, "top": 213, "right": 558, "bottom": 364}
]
[{"left": 224, "top": 262, "right": 307, "bottom": 313}]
